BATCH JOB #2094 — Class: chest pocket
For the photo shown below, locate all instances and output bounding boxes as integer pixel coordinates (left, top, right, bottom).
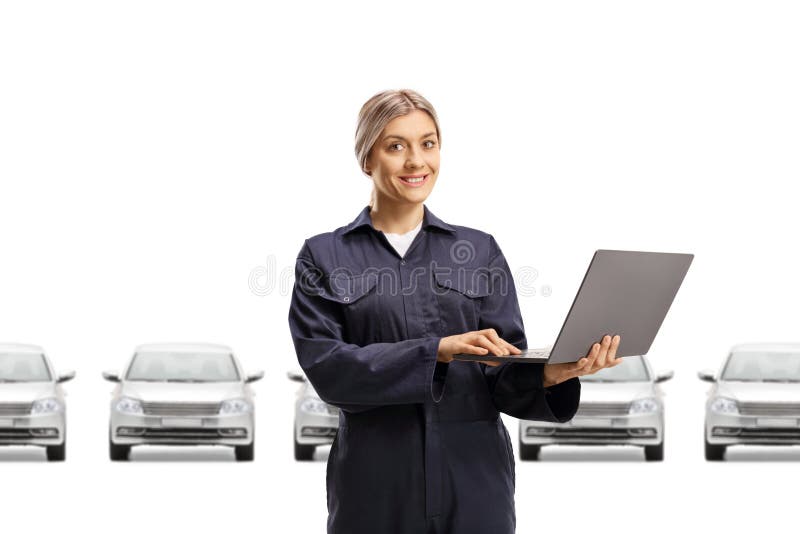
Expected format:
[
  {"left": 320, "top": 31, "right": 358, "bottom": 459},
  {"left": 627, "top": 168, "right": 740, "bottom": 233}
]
[
  {"left": 321, "top": 273, "right": 380, "bottom": 341},
  {"left": 433, "top": 267, "right": 491, "bottom": 333}
]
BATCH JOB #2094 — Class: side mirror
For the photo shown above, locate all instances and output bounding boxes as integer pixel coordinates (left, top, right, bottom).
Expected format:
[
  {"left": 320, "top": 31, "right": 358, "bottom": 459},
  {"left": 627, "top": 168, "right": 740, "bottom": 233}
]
[
  {"left": 654, "top": 370, "right": 674, "bottom": 383},
  {"left": 245, "top": 370, "right": 265, "bottom": 383},
  {"left": 287, "top": 370, "right": 307, "bottom": 383},
  {"left": 697, "top": 369, "right": 716, "bottom": 383},
  {"left": 56, "top": 370, "right": 76, "bottom": 383},
  {"left": 102, "top": 370, "right": 120, "bottom": 383}
]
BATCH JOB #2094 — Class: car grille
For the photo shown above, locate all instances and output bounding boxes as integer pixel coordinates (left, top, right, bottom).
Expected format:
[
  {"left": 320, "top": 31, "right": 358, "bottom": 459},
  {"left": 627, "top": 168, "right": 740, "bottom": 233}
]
[
  {"left": 117, "top": 427, "right": 247, "bottom": 439},
  {"left": 527, "top": 427, "right": 655, "bottom": 439},
  {"left": 0, "top": 428, "right": 60, "bottom": 439},
  {"left": 0, "top": 403, "right": 32, "bottom": 416},
  {"left": 739, "top": 403, "right": 800, "bottom": 416},
  {"left": 575, "top": 402, "right": 630, "bottom": 416},
  {"left": 141, "top": 402, "right": 221, "bottom": 416},
  {"left": 714, "top": 427, "right": 800, "bottom": 440},
  {"left": 551, "top": 428, "right": 631, "bottom": 438}
]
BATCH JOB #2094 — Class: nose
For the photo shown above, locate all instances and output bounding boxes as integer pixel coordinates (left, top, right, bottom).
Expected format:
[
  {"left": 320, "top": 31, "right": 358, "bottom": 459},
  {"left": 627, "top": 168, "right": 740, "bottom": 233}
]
[{"left": 405, "top": 146, "right": 425, "bottom": 169}]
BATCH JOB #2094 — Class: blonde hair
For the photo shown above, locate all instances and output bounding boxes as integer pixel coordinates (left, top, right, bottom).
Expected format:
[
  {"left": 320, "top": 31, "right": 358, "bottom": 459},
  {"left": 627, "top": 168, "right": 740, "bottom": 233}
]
[{"left": 354, "top": 89, "right": 442, "bottom": 208}]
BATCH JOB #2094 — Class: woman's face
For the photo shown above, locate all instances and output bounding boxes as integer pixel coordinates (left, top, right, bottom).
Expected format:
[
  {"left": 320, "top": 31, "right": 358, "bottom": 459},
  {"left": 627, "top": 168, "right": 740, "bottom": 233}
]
[{"left": 365, "top": 109, "right": 440, "bottom": 206}]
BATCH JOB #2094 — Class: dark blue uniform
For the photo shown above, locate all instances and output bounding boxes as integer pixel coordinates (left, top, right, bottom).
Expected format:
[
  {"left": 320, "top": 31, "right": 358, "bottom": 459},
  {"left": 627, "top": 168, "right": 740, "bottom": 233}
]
[{"left": 288, "top": 204, "right": 581, "bottom": 534}]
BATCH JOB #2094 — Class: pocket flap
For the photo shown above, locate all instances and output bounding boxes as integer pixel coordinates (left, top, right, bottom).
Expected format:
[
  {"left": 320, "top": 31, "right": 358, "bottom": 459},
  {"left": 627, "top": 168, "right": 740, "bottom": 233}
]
[
  {"left": 322, "top": 274, "right": 378, "bottom": 304},
  {"left": 433, "top": 268, "right": 491, "bottom": 298}
]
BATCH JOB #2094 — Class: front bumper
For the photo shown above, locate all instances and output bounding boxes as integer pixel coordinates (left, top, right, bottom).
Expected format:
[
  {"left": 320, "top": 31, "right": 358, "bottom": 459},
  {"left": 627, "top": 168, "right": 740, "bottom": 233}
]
[
  {"left": 0, "top": 412, "right": 65, "bottom": 446},
  {"left": 295, "top": 411, "right": 339, "bottom": 446},
  {"left": 520, "top": 413, "right": 663, "bottom": 446},
  {"left": 706, "top": 412, "right": 800, "bottom": 445},
  {"left": 110, "top": 411, "right": 254, "bottom": 446}
]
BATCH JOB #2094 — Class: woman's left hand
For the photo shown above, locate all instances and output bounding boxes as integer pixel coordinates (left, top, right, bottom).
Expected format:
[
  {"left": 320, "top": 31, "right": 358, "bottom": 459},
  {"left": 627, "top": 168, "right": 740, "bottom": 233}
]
[{"left": 542, "top": 334, "right": 622, "bottom": 388}]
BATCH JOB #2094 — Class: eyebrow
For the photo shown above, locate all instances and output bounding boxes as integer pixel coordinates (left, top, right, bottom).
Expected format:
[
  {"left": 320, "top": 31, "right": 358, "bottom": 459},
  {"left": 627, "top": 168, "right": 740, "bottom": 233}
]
[{"left": 382, "top": 131, "right": 437, "bottom": 142}]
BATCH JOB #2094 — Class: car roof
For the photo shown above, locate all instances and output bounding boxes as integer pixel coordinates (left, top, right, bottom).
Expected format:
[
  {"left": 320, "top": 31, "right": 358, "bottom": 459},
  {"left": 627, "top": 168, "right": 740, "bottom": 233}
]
[
  {"left": 133, "top": 342, "right": 233, "bottom": 354},
  {"left": 730, "top": 342, "right": 800, "bottom": 353},
  {"left": 0, "top": 343, "right": 45, "bottom": 354}
]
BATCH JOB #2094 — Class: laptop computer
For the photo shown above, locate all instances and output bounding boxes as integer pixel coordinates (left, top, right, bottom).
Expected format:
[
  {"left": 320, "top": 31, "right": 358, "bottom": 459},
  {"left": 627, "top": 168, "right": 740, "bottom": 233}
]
[{"left": 452, "top": 249, "right": 694, "bottom": 365}]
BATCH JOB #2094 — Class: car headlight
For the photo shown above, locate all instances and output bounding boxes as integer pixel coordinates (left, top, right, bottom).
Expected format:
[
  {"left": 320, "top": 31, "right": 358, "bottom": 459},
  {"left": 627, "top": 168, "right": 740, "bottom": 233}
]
[
  {"left": 710, "top": 396, "right": 739, "bottom": 414},
  {"left": 219, "top": 398, "right": 252, "bottom": 415},
  {"left": 300, "top": 398, "right": 331, "bottom": 415},
  {"left": 115, "top": 396, "right": 144, "bottom": 414},
  {"left": 31, "top": 397, "right": 62, "bottom": 414},
  {"left": 629, "top": 397, "right": 660, "bottom": 414}
]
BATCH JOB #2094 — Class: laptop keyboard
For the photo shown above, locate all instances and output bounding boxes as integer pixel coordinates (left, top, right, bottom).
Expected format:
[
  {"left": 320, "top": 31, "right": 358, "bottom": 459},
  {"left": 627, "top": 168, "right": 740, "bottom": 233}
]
[{"left": 520, "top": 349, "right": 550, "bottom": 359}]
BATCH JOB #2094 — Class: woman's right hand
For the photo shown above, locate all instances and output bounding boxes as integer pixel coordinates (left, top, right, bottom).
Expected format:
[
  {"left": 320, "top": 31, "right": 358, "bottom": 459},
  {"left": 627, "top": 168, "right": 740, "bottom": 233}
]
[{"left": 437, "top": 328, "right": 521, "bottom": 367}]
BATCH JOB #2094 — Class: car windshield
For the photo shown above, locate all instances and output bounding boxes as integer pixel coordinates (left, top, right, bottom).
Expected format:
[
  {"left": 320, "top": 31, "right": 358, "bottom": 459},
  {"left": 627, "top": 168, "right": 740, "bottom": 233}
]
[
  {"left": 0, "top": 352, "right": 52, "bottom": 382},
  {"left": 125, "top": 351, "right": 240, "bottom": 382},
  {"left": 579, "top": 355, "right": 650, "bottom": 382},
  {"left": 722, "top": 352, "right": 800, "bottom": 381}
]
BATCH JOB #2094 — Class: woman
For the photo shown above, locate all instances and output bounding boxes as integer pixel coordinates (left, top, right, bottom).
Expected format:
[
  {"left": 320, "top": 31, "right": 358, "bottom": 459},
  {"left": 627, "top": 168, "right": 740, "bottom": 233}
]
[{"left": 288, "top": 89, "right": 622, "bottom": 534}]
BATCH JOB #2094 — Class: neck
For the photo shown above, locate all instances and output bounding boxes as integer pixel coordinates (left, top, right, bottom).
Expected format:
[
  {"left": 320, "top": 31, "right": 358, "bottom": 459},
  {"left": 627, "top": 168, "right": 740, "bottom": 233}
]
[{"left": 369, "top": 197, "right": 424, "bottom": 234}]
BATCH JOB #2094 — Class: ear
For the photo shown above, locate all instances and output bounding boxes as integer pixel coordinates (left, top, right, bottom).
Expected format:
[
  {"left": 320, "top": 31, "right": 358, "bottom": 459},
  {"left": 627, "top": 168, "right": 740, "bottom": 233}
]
[{"left": 364, "top": 149, "right": 374, "bottom": 175}]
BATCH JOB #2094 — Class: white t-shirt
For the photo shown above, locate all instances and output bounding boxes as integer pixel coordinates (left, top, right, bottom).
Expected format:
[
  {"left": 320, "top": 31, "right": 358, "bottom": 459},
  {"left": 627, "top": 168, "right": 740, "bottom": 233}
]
[{"left": 382, "top": 220, "right": 423, "bottom": 258}]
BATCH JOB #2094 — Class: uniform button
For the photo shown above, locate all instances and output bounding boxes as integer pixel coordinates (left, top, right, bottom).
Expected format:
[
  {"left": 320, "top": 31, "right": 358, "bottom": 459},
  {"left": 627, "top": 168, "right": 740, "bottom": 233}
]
[
  {"left": 343, "top": 296, "right": 350, "bottom": 302},
  {"left": 400, "top": 260, "right": 406, "bottom": 265}
]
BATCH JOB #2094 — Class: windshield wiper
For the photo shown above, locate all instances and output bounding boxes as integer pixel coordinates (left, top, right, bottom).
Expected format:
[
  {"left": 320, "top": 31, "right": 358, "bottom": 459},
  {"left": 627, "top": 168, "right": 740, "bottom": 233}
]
[
  {"left": 580, "top": 379, "right": 620, "bottom": 383},
  {"left": 762, "top": 378, "right": 800, "bottom": 383},
  {"left": 165, "top": 378, "right": 205, "bottom": 383}
]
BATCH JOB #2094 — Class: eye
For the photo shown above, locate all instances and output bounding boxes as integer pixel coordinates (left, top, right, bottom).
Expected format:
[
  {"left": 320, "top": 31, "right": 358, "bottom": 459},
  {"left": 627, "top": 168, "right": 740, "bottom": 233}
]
[
  {"left": 424, "top": 140, "right": 437, "bottom": 148},
  {"left": 388, "top": 143, "right": 403, "bottom": 151}
]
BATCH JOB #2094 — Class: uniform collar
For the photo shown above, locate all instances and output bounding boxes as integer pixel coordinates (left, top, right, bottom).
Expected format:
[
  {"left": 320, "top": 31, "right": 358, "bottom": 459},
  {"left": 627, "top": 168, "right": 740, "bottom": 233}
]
[{"left": 342, "top": 204, "right": 456, "bottom": 236}]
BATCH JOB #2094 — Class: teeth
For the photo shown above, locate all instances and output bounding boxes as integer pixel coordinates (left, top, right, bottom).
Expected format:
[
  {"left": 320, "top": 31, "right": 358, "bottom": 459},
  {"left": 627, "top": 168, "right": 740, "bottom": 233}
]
[{"left": 402, "top": 175, "right": 426, "bottom": 183}]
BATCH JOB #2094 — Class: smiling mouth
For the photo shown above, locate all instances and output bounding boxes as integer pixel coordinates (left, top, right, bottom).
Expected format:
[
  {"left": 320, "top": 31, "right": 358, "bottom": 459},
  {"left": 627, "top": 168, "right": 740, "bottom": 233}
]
[{"left": 398, "top": 174, "right": 429, "bottom": 184}]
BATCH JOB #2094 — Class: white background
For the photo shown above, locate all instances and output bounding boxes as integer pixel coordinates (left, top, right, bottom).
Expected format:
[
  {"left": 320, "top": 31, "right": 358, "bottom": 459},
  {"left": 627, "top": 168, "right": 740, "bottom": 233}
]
[{"left": 1, "top": 1, "right": 799, "bottom": 532}]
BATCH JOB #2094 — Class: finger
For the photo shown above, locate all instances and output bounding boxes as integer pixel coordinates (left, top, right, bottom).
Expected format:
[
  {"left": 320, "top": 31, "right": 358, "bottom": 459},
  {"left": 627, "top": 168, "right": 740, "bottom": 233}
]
[
  {"left": 459, "top": 341, "right": 489, "bottom": 356},
  {"left": 606, "top": 335, "right": 621, "bottom": 362},
  {"left": 498, "top": 337, "right": 521, "bottom": 355},
  {"left": 598, "top": 336, "right": 621, "bottom": 370},
  {"left": 482, "top": 330, "right": 511, "bottom": 356},
  {"left": 571, "top": 354, "right": 594, "bottom": 376},
  {"left": 583, "top": 342, "right": 601, "bottom": 371},
  {"left": 476, "top": 329, "right": 515, "bottom": 356},
  {"left": 556, "top": 359, "right": 589, "bottom": 380},
  {"left": 585, "top": 339, "right": 608, "bottom": 373},
  {"left": 561, "top": 358, "right": 588, "bottom": 374},
  {"left": 472, "top": 334, "right": 505, "bottom": 357},
  {"left": 595, "top": 335, "right": 611, "bottom": 368}
]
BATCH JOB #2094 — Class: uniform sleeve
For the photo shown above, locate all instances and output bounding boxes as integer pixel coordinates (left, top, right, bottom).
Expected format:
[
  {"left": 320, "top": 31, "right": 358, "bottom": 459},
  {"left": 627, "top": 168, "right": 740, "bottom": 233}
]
[
  {"left": 288, "top": 240, "right": 444, "bottom": 414},
  {"left": 479, "top": 235, "right": 581, "bottom": 423}
]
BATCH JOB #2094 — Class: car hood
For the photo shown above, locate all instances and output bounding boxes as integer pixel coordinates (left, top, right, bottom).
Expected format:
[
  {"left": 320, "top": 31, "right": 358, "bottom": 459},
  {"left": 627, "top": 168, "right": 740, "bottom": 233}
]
[
  {"left": 0, "top": 382, "right": 56, "bottom": 402},
  {"left": 717, "top": 381, "right": 800, "bottom": 402},
  {"left": 121, "top": 381, "right": 244, "bottom": 402},
  {"left": 578, "top": 381, "right": 655, "bottom": 402}
]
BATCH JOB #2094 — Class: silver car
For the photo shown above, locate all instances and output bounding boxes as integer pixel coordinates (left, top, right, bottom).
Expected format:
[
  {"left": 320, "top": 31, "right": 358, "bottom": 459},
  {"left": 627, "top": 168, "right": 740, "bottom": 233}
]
[
  {"left": 700, "top": 342, "right": 800, "bottom": 461},
  {"left": 519, "top": 354, "right": 673, "bottom": 461},
  {"left": 103, "top": 343, "right": 263, "bottom": 461},
  {"left": 0, "top": 343, "right": 75, "bottom": 461},
  {"left": 288, "top": 370, "right": 339, "bottom": 461}
]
